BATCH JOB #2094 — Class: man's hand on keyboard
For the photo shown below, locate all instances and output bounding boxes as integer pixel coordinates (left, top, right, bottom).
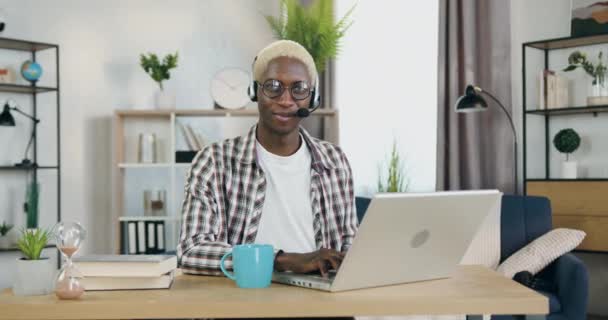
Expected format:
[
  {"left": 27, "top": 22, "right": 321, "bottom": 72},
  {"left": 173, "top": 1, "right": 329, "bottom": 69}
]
[{"left": 275, "top": 248, "right": 345, "bottom": 277}]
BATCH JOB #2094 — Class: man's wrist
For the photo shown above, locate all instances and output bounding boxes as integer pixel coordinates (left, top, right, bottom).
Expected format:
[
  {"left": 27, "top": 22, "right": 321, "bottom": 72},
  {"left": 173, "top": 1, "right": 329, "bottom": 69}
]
[{"left": 274, "top": 250, "right": 291, "bottom": 272}]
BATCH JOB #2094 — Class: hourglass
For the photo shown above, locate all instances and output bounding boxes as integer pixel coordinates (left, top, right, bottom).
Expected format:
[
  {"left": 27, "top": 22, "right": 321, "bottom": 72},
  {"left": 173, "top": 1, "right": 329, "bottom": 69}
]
[{"left": 54, "top": 221, "right": 86, "bottom": 300}]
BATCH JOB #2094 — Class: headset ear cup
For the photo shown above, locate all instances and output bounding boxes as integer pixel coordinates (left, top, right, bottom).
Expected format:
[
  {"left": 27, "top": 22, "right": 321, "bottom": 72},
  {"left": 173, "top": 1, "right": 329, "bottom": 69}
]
[
  {"left": 248, "top": 81, "right": 258, "bottom": 102},
  {"left": 310, "top": 89, "right": 321, "bottom": 109},
  {"left": 309, "top": 76, "right": 321, "bottom": 109}
]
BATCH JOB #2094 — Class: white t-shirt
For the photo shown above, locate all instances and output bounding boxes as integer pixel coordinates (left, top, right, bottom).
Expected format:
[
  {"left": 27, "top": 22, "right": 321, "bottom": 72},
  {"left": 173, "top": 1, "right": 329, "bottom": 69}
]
[{"left": 254, "top": 136, "right": 316, "bottom": 253}]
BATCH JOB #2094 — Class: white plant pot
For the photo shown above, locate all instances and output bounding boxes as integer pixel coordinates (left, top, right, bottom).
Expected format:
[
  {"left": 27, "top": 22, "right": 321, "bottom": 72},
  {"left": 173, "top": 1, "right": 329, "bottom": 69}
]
[
  {"left": 0, "top": 235, "right": 11, "bottom": 249},
  {"left": 561, "top": 161, "right": 578, "bottom": 179},
  {"left": 13, "top": 258, "right": 55, "bottom": 296},
  {"left": 155, "top": 90, "right": 175, "bottom": 109}
]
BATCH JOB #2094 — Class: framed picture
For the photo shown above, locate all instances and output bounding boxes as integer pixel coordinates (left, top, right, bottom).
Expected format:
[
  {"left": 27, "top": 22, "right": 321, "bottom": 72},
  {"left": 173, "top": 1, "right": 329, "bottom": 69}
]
[
  {"left": 0, "top": 67, "right": 15, "bottom": 84},
  {"left": 571, "top": 0, "right": 608, "bottom": 37}
]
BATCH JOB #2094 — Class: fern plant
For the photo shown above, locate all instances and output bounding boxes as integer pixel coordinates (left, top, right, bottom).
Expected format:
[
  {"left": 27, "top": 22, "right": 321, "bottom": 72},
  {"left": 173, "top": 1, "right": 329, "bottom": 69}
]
[
  {"left": 377, "top": 140, "right": 409, "bottom": 193},
  {"left": 140, "top": 52, "right": 179, "bottom": 90},
  {"left": 17, "top": 228, "right": 51, "bottom": 260},
  {"left": 265, "top": 0, "right": 355, "bottom": 73}
]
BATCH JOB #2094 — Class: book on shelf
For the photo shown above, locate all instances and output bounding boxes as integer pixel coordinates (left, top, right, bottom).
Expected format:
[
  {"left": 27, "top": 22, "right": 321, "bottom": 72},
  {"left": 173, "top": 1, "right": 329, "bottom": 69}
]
[
  {"left": 73, "top": 254, "right": 177, "bottom": 277},
  {"left": 539, "top": 69, "right": 569, "bottom": 109},
  {"left": 81, "top": 270, "right": 175, "bottom": 291}
]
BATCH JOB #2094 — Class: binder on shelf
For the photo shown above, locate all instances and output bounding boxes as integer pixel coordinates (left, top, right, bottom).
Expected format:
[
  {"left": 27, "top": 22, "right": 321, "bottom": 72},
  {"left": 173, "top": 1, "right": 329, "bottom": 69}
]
[
  {"left": 128, "top": 222, "right": 137, "bottom": 254},
  {"left": 121, "top": 219, "right": 167, "bottom": 255}
]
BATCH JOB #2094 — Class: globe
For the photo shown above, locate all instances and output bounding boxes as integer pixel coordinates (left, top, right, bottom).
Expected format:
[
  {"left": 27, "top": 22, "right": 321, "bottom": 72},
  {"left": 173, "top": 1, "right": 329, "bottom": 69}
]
[{"left": 21, "top": 60, "right": 42, "bottom": 83}]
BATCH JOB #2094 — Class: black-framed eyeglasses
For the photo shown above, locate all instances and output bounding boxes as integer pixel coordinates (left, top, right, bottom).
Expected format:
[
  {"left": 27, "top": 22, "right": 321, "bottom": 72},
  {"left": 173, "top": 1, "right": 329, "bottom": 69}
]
[{"left": 261, "top": 79, "right": 312, "bottom": 101}]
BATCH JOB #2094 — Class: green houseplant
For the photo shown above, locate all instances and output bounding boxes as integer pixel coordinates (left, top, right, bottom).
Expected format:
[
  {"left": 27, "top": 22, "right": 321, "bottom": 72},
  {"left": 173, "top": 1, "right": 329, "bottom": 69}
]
[
  {"left": 265, "top": 0, "right": 355, "bottom": 73},
  {"left": 13, "top": 228, "right": 55, "bottom": 296},
  {"left": 553, "top": 128, "right": 581, "bottom": 179},
  {"left": 377, "top": 140, "right": 409, "bottom": 193},
  {"left": 0, "top": 221, "right": 14, "bottom": 249},
  {"left": 564, "top": 50, "right": 608, "bottom": 105},
  {"left": 140, "top": 52, "right": 179, "bottom": 109}
]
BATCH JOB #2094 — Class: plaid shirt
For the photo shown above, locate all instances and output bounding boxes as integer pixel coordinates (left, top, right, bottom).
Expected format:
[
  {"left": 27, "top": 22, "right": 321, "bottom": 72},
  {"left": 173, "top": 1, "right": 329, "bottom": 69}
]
[{"left": 177, "top": 125, "right": 358, "bottom": 276}]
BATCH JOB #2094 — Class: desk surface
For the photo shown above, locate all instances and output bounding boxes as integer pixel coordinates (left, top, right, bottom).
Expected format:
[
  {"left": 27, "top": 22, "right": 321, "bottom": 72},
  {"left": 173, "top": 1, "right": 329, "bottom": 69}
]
[{"left": 0, "top": 265, "right": 547, "bottom": 320}]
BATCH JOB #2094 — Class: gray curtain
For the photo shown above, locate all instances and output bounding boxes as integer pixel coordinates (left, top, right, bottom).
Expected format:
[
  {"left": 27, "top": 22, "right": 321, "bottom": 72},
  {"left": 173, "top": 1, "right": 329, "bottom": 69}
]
[{"left": 436, "top": 0, "right": 514, "bottom": 193}]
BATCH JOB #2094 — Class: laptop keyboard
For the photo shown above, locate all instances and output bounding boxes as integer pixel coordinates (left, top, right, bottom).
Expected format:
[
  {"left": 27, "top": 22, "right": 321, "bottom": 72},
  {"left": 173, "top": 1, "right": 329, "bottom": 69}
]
[{"left": 306, "top": 270, "right": 337, "bottom": 280}]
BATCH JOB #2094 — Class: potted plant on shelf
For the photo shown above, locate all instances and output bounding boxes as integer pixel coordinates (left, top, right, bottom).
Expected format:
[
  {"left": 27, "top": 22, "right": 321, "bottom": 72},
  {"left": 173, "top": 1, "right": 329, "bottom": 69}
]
[
  {"left": 13, "top": 228, "right": 55, "bottom": 296},
  {"left": 140, "top": 52, "right": 179, "bottom": 109},
  {"left": 377, "top": 140, "right": 409, "bottom": 193},
  {"left": 0, "top": 221, "right": 13, "bottom": 249},
  {"left": 553, "top": 128, "right": 581, "bottom": 179},
  {"left": 563, "top": 50, "right": 608, "bottom": 105},
  {"left": 265, "top": 0, "right": 355, "bottom": 75}
]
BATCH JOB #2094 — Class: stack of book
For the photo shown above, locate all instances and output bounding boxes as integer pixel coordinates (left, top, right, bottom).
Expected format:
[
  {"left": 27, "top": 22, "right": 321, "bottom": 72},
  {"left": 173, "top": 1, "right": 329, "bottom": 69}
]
[{"left": 74, "top": 254, "right": 177, "bottom": 291}]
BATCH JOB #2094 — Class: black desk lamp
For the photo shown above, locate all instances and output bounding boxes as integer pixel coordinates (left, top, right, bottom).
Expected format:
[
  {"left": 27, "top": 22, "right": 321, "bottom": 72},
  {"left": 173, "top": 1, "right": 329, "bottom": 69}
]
[
  {"left": 455, "top": 85, "right": 518, "bottom": 194},
  {"left": 0, "top": 100, "right": 40, "bottom": 167}
]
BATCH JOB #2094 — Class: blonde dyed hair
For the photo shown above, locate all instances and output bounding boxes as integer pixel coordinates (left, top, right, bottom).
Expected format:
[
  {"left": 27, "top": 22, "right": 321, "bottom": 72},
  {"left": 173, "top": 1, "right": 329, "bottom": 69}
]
[{"left": 253, "top": 40, "right": 318, "bottom": 85}]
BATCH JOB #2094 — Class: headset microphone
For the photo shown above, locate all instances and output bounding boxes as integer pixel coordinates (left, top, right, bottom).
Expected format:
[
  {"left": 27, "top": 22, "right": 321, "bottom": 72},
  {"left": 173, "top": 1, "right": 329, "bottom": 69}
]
[{"left": 294, "top": 105, "right": 319, "bottom": 118}]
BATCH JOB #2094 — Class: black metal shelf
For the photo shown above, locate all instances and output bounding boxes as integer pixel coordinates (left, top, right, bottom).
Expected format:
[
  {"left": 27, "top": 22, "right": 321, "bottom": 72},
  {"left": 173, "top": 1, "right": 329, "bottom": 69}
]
[
  {"left": 526, "top": 178, "right": 608, "bottom": 182},
  {"left": 524, "top": 33, "right": 608, "bottom": 50},
  {"left": 0, "top": 165, "right": 58, "bottom": 171},
  {"left": 0, "top": 37, "right": 61, "bottom": 268},
  {"left": 0, "top": 83, "right": 57, "bottom": 94},
  {"left": 526, "top": 105, "right": 608, "bottom": 116},
  {"left": 0, "top": 37, "right": 57, "bottom": 52}
]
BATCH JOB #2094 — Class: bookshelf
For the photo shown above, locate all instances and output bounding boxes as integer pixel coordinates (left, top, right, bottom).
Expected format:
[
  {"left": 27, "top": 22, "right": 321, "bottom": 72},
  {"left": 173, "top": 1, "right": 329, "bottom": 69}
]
[
  {"left": 112, "top": 107, "right": 339, "bottom": 254},
  {"left": 522, "top": 34, "right": 608, "bottom": 252}
]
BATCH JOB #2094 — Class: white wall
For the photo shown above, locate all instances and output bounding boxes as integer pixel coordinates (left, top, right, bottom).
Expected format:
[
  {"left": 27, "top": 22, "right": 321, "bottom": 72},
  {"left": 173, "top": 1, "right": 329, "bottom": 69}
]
[
  {"left": 335, "top": 0, "right": 438, "bottom": 195},
  {"left": 0, "top": 0, "right": 278, "bottom": 289},
  {"left": 511, "top": 0, "right": 608, "bottom": 315}
]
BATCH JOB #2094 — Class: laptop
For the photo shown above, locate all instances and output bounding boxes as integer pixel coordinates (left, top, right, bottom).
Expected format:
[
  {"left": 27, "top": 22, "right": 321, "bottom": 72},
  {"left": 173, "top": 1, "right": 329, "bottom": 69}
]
[{"left": 272, "top": 190, "right": 502, "bottom": 292}]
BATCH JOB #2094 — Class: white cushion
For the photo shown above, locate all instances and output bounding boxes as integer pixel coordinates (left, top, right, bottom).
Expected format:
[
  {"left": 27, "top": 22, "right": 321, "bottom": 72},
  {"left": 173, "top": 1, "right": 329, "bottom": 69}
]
[{"left": 497, "top": 228, "right": 586, "bottom": 278}]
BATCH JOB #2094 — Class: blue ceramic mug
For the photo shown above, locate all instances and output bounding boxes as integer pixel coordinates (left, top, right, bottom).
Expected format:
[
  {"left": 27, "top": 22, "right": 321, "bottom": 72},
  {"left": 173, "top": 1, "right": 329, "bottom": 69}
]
[{"left": 220, "top": 244, "right": 274, "bottom": 288}]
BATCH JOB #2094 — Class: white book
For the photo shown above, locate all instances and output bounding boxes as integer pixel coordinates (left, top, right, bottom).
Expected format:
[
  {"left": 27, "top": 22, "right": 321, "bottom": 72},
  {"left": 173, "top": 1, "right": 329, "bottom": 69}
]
[
  {"left": 187, "top": 124, "right": 207, "bottom": 150},
  {"left": 81, "top": 271, "right": 175, "bottom": 291},
  {"left": 179, "top": 123, "right": 197, "bottom": 150},
  {"left": 74, "top": 255, "right": 177, "bottom": 277}
]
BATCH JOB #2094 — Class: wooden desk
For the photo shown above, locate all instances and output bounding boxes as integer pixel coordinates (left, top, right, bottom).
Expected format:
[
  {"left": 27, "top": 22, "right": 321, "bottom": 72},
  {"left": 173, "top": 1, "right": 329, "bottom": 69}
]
[{"left": 0, "top": 265, "right": 547, "bottom": 320}]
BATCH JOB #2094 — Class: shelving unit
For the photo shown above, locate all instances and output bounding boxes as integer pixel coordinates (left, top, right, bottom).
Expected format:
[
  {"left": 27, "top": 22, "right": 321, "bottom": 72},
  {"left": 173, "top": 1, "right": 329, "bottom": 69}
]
[
  {"left": 522, "top": 34, "right": 608, "bottom": 252},
  {"left": 0, "top": 37, "right": 60, "bottom": 253},
  {"left": 113, "top": 108, "right": 338, "bottom": 254}
]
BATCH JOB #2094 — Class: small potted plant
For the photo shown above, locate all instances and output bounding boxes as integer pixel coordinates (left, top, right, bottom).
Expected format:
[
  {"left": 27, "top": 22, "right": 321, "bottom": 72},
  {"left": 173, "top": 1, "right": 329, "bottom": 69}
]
[
  {"left": 140, "top": 52, "right": 178, "bottom": 109},
  {"left": 564, "top": 50, "right": 608, "bottom": 105},
  {"left": 13, "top": 228, "right": 55, "bottom": 296},
  {"left": 553, "top": 128, "right": 581, "bottom": 179},
  {"left": 265, "top": 0, "right": 354, "bottom": 73},
  {"left": 0, "top": 221, "right": 13, "bottom": 249},
  {"left": 377, "top": 140, "right": 409, "bottom": 193}
]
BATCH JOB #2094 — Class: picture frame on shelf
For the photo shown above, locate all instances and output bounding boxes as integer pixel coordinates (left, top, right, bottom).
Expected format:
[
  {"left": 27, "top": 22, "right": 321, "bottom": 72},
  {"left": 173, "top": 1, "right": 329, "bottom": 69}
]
[{"left": 571, "top": 0, "right": 608, "bottom": 37}]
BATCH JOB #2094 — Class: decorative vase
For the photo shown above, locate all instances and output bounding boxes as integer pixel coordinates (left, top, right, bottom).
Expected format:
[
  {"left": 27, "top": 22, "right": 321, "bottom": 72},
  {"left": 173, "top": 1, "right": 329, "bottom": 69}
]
[
  {"left": 561, "top": 161, "right": 578, "bottom": 179},
  {"left": 587, "top": 73, "right": 608, "bottom": 106},
  {"left": 13, "top": 258, "right": 55, "bottom": 295},
  {"left": 155, "top": 90, "right": 175, "bottom": 109}
]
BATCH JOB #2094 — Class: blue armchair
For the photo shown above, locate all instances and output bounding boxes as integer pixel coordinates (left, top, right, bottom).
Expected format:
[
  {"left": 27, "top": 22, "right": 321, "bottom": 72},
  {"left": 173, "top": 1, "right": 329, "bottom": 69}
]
[
  {"left": 354, "top": 195, "right": 588, "bottom": 320},
  {"left": 493, "top": 195, "right": 588, "bottom": 320}
]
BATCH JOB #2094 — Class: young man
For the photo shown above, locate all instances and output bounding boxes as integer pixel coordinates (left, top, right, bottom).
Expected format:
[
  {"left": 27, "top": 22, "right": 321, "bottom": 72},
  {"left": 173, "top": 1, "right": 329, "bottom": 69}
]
[{"left": 177, "top": 40, "right": 357, "bottom": 277}]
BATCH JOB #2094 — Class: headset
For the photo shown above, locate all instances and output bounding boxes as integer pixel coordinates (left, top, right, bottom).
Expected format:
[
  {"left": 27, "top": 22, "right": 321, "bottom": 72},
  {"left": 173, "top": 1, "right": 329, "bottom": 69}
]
[{"left": 247, "top": 57, "right": 321, "bottom": 112}]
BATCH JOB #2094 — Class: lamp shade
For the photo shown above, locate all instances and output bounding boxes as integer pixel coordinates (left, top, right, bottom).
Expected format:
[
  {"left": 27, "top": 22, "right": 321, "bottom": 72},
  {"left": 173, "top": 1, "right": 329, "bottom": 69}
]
[
  {"left": 0, "top": 104, "right": 15, "bottom": 126},
  {"left": 455, "top": 85, "right": 488, "bottom": 113}
]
